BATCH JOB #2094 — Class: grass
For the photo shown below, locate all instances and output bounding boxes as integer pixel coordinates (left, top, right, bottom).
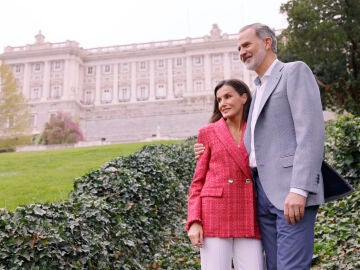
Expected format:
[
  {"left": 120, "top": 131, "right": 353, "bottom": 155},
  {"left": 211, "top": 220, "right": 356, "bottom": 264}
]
[{"left": 0, "top": 140, "right": 181, "bottom": 211}]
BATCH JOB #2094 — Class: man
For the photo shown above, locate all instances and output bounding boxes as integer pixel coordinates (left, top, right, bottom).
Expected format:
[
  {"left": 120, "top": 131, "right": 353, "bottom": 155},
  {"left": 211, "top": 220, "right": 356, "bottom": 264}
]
[{"left": 195, "top": 23, "right": 325, "bottom": 269}]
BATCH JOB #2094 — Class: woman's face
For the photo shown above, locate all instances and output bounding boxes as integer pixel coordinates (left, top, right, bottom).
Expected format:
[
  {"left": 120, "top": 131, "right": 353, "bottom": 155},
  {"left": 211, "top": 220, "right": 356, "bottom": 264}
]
[{"left": 216, "top": 85, "right": 247, "bottom": 120}]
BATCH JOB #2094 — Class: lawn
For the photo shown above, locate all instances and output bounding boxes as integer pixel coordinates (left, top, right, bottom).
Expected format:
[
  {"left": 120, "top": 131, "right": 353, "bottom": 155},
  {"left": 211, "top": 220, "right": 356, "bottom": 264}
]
[{"left": 0, "top": 140, "right": 181, "bottom": 211}]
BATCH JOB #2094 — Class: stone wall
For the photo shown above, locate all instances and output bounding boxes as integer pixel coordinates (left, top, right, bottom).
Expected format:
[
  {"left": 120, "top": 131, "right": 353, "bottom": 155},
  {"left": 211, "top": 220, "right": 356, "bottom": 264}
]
[{"left": 80, "top": 94, "right": 214, "bottom": 143}]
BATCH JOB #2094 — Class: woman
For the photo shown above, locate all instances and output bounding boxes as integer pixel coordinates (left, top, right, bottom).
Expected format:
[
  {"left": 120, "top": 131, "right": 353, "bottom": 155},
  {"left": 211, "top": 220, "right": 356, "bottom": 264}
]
[{"left": 186, "top": 79, "right": 264, "bottom": 270}]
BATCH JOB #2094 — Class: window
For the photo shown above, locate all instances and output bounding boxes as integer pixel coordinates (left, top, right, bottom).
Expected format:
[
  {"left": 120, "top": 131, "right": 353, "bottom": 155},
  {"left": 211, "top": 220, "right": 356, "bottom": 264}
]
[
  {"left": 30, "top": 87, "right": 41, "bottom": 100},
  {"left": 30, "top": 114, "right": 37, "bottom": 128},
  {"left": 122, "top": 63, "right": 129, "bottom": 72},
  {"left": 87, "top": 67, "right": 93, "bottom": 74},
  {"left": 101, "top": 89, "right": 112, "bottom": 103},
  {"left": 84, "top": 90, "right": 93, "bottom": 105},
  {"left": 118, "top": 87, "right": 130, "bottom": 102},
  {"left": 212, "top": 55, "right": 222, "bottom": 65},
  {"left": 213, "top": 79, "right": 222, "bottom": 89},
  {"left": 194, "top": 80, "right": 203, "bottom": 91},
  {"left": 174, "top": 82, "right": 184, "bottom": 98},
  {"left": 137, "top": 85, "right": 149, "bottom": 101},
  {"left": 193, "top": 56, "right": 202, "bottom": 65},
  {"left": 155, "top": 84, "right": 166, "bottom": 99},
  {"left": 33, "top": 63, "right": 41, "bottom": 72},
  {"left": 52, "top": 61, "right": 62, "bottom": 71},
  {"left": 139, "top": 61, "right": 147, "bottom": 70},
  {"left": 15, "top": 65, "right": 21, "bottom": 73},
  {"left": 232, "top": 52, "right": 240, "bottom": 61},
  {"left": 104, "top": 65, "right": 111, "bottom": 73},
  {"left": 6, "top": 116, "right": 15, "bottom": 128},
  {"left": 50, "top": 85, "right": 62, "bottom": 99},
  {"left": 175, "top": 58, "right": 183, "bottom": 67},
  {"left": 158, "top": 60, "right": 165, "bottom": 69}
]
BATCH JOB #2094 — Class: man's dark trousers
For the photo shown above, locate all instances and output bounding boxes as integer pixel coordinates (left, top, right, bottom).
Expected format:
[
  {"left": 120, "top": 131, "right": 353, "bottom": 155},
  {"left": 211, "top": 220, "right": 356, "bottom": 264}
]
[{"left": 254, "top": 174, "right": 318, "bottom": 270}]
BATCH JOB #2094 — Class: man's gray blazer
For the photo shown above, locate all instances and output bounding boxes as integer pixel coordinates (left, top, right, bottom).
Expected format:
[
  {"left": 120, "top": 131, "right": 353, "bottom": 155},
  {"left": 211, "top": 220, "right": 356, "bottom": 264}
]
[{"left": 244, "top": 60, "right": 325, "bottom": 210}]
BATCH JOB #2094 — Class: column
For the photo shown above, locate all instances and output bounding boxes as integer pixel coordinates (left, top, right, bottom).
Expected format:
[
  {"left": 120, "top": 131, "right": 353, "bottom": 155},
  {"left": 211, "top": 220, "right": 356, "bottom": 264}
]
[
  {"left": 68, "top": 57, "right": 78, "bottom": 99},
  {"left": 204, "top": 54, "right": 211, "bottom": 92},
  {"left": 130, "top": 62, "right": 137, "bottom": 102},
  {"left": 77, "top": 63, "right": 84, "bottom": 102},
  {"left": 167, "top": 59, "right": 174, "bottom": 99},
  {"left": 185, "top": 55, "right": 193, "bottom": 94},
  {"left": 41, "top": 61, "right": 50, "bottom": 101},
  {"left": 63, "top": 59, "right": 71, "bottom": 100},
  {"left": 23, "top": 63, "right": 30, "bottom": 99},
  {"left": 112, "top": 63, "right": 119, "bottom": 104},
  {"left": 223, "top": 52, "right": 231, "bottom": 79},
  {"left": 149, "top": 60, "right": 155, "bottom": 101},
  {"left": 95, "top": 65, "right": 101, "bottom": 105}
]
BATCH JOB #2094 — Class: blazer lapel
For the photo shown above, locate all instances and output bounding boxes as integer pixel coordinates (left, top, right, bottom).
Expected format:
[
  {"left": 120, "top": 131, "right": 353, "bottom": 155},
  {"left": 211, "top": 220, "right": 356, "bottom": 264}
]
[
  {"left": 214, "top": 119, "right": 249, "bottom": 176},
  {"left": 257, "top": 61, "right": 285, "bottom": 115},
  {"left": 244, "top": 90, "right": 256, "bottom": 153}
]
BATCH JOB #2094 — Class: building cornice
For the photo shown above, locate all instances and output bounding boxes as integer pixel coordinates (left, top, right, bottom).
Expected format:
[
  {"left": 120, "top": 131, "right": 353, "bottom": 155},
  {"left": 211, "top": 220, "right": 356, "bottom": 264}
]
[
  {"left": 83, "top": 33, "right": 238, "bottom": 57},
  {"left": 1, "top": 25, "right": 239, "bottom": 62},
  {"left": 2, "top": 41, "right": 84, "bottom": 60}
]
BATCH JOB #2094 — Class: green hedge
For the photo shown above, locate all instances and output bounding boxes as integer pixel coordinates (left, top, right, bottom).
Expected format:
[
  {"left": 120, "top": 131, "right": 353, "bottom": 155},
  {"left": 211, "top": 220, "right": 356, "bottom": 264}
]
[
  {"left": 0, "top": 135, "right": 32, "bottom": 153},
  {"left": 313, "top": 114, "right": 360, "bottom": 269},
  {"left": 0, "top": 139, "right": 199, "bottom": 269},
  {"left": 324, "top": 114, "right": 360, "bottom": 187},
  {"left": 0, "top": 115, "right": 359, "bottom": 269}
]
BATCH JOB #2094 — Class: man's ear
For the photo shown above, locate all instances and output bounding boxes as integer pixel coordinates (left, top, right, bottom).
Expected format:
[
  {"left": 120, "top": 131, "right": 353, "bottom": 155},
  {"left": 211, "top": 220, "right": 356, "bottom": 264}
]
[{"left": 264, "top": 37, "right": 272, "bottom": 50}]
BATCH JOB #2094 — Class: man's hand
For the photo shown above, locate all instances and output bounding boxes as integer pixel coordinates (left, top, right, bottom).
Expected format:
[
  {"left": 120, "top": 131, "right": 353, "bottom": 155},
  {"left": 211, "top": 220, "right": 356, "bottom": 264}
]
[
  {"left": 284, "top": 192, "right": 306, "bottom": 224},
  {"left": 194, "top": 143, "right": 205, "bottom": 160},
  {"left": 187, "top": 222, "right": 204, "bottom": 248}
]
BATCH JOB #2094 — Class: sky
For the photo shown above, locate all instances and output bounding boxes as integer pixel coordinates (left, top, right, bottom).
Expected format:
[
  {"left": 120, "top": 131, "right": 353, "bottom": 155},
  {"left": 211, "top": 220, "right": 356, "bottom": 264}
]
[{"left": 0, "top": 0, "right": 288, "bottom": 52}]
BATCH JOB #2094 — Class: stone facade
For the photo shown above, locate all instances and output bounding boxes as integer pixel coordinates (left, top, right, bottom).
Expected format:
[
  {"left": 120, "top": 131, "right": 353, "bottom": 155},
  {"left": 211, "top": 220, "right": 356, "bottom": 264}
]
[{"left": 1, "top": 24, "right": 257, "bottom": 143}]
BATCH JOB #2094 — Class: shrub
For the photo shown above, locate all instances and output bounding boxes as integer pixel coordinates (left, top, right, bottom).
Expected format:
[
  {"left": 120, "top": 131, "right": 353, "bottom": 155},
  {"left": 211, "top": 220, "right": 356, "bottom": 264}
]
[
  {"left": 0, "top": 115, "right": 358, "bottom": 269},
  {"left": 0, "top": 135, "right": 32, "bottom": 152},
  {"left": 313, "top": 114, "right": 360, "bottom": 268},
  {"left": 324, "top": 114, "right": 360, "bottom": 188},
  {"left": 0, "top": 138, "right": 198, "bottom": 269},
  {"left": 313, "top": 189, "right": 360, "bottom": 269},
  {"left": 40, "top": 112, "right": 84, "bottom": 145}
]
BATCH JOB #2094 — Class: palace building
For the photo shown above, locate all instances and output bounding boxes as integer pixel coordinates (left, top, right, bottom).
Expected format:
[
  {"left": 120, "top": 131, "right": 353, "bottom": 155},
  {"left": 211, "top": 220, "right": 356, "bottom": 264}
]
[{"left": 1, "top": 24, "right": 257, "bottom": 143}]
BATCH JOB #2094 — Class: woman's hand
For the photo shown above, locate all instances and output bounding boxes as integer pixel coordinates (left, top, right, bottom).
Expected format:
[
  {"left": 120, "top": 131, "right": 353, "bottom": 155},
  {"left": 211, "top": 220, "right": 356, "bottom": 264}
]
[
  {"left": 187, "top": 222, "right": 204, "bottom": 248},
  {"left": 194, "top": 143, "right": 205, "bottom": 160}
]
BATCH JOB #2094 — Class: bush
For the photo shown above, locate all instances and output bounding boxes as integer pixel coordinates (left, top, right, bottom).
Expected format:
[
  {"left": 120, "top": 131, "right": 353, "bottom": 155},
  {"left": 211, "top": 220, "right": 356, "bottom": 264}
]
[
  {"left": 0, "top": 135, "right": 32, "bottom": 152},
  {"left": 0, "top": 114, "right": 358, "bottom": 269},
  {"left": 324, "top": 114, "right": 360, "bottom": 188},
  {"left": 313, "top": 189, "right": 360, "bottom": 269},
  {"left": 0, "top": 138, "right": 198, "bottom": 269},
  {"left": 313, "top": 114, "right": 360, "bottom": 268},
  {"left": 40, "top": 112, "right": 84, "bottom": 145}
]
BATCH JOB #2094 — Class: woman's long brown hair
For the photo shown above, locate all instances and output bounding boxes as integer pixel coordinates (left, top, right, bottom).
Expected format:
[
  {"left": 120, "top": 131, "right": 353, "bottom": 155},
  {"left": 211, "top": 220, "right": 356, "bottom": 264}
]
[{"left": 209, "top": 79, "right": 252, "bottom": 123}]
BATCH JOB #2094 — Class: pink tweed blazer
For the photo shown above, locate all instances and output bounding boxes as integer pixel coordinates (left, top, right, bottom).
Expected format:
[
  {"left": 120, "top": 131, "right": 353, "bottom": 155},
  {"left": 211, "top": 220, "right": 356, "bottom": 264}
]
[{"left": 186, "top": 118, "right": 261, "bottom": 239}]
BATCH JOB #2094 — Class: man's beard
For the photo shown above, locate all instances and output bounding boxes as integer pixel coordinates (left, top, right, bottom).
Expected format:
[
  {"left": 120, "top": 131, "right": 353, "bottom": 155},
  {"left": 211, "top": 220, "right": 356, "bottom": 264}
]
[{"left": 243, "top": 49, "right": 266, "bottom": 71}]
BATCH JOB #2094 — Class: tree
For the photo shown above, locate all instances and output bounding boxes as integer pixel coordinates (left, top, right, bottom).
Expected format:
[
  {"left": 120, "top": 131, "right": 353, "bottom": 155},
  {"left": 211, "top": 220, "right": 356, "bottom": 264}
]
[
  {"left": 278, "top": 0, "right": 360, "bottom": 115},
  {"left": 41, "top": 112, "right": 83, "bottom": 145},
  {"left": 0, "top": 62, "right": 31, "bottom": 150}
]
